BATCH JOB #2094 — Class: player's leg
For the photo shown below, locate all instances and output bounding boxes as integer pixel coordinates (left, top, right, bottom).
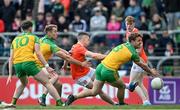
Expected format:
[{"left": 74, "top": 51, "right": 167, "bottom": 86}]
[
  {"left": 24, "top": 62, "right": 63, "bottom": 106},
  {"left": 108, "top": 78, "right": 126, "bottom": 105},
  {"left": 10, "top": 63, "right": 29, "bottom": 106},
  {"left": 85, "top": 78, "right": 115, "bottom": 105},
  {"left": 65, "top": 64, "right": 105, "bottom": 106},
  {"left": 84, "top": 68, "right": 115, "bottom": 105},
  {"left": 129, "top": 65, "right": 150, "bottom": 105},
  {"left": 125, "top": 64, "right": 140, "bottom": 92},
  {"left": 33, "top": 70, "right": 63, "bottom": 106},
  {"left": 138, "top": 73, "right": 151, "bottom": 105},
  {"left": 65, "top": 79, "right": 104, "bottom": 106},
  {"left": 78, "top": 79, "right": 104, "bottom": 100},
  {"left": 38, "top": 70, "right": 60, "bottom": 106},
  {"left": 11, "top": 76, "right": 28, "bottom": 105}
]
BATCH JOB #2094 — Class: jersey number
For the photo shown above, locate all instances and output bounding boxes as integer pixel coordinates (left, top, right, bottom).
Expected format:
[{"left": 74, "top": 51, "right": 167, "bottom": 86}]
[
  {"left": 113, "top": 45, "right": 123, "bottom": 52},
  {"left": 15, "top": 37, "right": 29, "bottom": 48}
]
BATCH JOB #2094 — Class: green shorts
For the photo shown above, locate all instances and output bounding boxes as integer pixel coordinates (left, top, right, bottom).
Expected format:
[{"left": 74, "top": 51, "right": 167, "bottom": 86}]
[
  {"left": 95, "top": 63, "right": 119, "bottom": 83},
  {"left": 14, "top": 61, "right": 42, "bottom": 78}
]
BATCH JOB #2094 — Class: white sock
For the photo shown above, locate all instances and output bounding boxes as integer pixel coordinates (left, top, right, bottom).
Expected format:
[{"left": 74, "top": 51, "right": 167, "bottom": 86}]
[
  {"left": 143, "top": 100, "right": 150, "bottom": 104},
  {"left": 125, "top": 83, "right": 129, "bottom": 89}
]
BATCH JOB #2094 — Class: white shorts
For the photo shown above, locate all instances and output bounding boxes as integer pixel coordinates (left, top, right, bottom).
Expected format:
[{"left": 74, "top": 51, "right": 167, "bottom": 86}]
[
  {"left": 131, "top": 62, "right": 144, "bottom": 73},
  {"left": 75, "top": 68, "right": 95, "bottom": 87},
  {"left": 130, "top": 62, "right": 145, "bottom": 82}
]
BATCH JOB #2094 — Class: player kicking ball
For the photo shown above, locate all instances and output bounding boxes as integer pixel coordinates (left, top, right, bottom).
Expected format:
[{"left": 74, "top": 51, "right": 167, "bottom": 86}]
[{"left": 65, "top": 33, "right": 159, "bottom": 106}]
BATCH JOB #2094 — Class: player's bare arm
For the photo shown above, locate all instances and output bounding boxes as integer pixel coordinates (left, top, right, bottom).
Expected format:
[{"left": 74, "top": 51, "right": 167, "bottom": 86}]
[
  {"left": 55, "top": 51, "right": 90, "bottom": 67},
  {"left": 35, "top": 43, "right": 54, "bottom": 73},
  {"left": 85, "top": 51, "right": 106, "bottom": 60},
  {"left": 134, "top": 61, "right": 159, "bottom": 77},
  {"left": 7, "top": 49, "right": 14, "bottom": 85}
]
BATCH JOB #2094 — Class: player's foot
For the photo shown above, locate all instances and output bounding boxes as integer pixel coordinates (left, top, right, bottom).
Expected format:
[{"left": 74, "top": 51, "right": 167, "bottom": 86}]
[
  {"left": 56, "top": 99, "right": 64, "bottom": 106},
  {"left": 128, "top": 82, "right": 138, "bottom": 92},
  {"left": 143, "top": 101, "right": 152, "bottom": 106},
  {"left": 38, "top": 97, "right": 46, "bottom": 106},
  {"left": 0, "top": 102, "right": 16, "bottom": 109},
  {"left": 115, "top": 102, "right": 128, "bottom": 106},
  {"left": 65, "top": 94, "right": 76, "bottom": 106}
]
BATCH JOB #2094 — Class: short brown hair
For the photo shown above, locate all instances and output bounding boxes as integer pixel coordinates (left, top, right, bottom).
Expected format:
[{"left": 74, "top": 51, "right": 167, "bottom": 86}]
[
  {"left": 128, "top": 32, "right": 142, "bottom": 42},
  {"left": 21, "top": 20, "right": 33, "bottom": 31},
  {"left": 125, "top": 16, "right": 135, "bottom": 24},
  {"left": 44, "top": 24, "right": 57, "bottom": 33},
  {"left": 77, "top": 32, "right": 90, "bottom": 40}
]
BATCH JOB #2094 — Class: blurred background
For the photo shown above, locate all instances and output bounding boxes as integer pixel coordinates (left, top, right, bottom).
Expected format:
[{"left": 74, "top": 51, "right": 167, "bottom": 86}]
[
  {"left": 0, "top": 0, "right": 180, "bottom": 77},
  {"left": 0, "top": 0, "right": 180, "bottom": 105}
]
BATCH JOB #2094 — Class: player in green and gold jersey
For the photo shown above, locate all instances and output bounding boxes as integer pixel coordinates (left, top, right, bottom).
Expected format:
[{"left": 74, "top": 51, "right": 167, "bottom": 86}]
[
  {"left": 35, "top": 24, "right": 90, "bottom": 106},
  {"left": 6, "top": 21, "right": 64, "bottom": 107},
  {"left": 65, "top": 33, "right": 159, "bottom": 105}
]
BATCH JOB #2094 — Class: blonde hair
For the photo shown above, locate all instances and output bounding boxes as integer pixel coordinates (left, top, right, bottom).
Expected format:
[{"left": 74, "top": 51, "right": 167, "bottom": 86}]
[
  {"left": 44, "top": 24, "right": 57, "bottom": 33},
  {"left": 125, "top": 16, "right": 135, "bottom": 24}
]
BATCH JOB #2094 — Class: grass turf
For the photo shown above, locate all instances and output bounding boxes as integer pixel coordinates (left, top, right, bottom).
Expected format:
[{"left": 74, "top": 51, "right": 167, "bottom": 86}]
[{"left": 7, "top": 105, "right": 180, "bottom": 110}]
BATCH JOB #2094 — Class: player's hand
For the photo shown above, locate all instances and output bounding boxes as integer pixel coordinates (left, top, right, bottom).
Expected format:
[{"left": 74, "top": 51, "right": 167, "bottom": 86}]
[
  {"left": 61, "top": 64, "right": 67, "bottom": 71},
  {"left": 81, "top": 61, "right": 91, "bottom": 67},
  {"left": 6, "top": 74, "right": 12, "bottom": 85},
  {"left": 46, "top": 67, "right": 55, "bottom": 73},
  {"left": 151, "top": 68, "right": 160, "bottom": 77}
]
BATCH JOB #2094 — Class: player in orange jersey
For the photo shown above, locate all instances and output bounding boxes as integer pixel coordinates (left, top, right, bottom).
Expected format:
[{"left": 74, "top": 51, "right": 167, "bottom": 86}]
[
  {"left": 125, "top": 16, "right": 151, "bottom": 105},
  {"left": 63, "top": 32, "right": 118, "bottom": 105}
]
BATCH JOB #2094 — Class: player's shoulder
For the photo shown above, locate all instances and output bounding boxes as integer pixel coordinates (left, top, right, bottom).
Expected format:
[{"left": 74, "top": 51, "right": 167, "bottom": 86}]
[
  {"left": 124, "top": 42, "right": 137, "bottom": 53},
  {"left": 72, "top": 43, "right": 86, "bottom": 51}
]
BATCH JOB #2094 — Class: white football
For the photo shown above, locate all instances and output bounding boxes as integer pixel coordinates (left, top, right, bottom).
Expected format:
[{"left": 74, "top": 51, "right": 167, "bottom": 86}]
[{"left": 151, "top": 77, "right": 164, "bottom": 90}]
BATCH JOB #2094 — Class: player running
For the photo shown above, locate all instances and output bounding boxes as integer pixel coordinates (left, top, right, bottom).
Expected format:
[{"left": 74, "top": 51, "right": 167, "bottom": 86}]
[
  {"left": 6, "top": 21, "right": 63, "bottom": 107},
  {"left": 125, "top": 16, "right": 151, "bottom": 105},
  {"left": 36, "top": 24, "right": 90, "bottom": 106},
  {"left": 65, "top": 33, "right": 159, "bottom": 106}
]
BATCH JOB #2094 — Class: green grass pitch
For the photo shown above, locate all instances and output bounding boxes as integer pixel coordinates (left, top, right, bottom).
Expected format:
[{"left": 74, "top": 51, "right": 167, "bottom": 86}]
[{"left": 5, "top": 105, "right": 180, "bottom": 110}]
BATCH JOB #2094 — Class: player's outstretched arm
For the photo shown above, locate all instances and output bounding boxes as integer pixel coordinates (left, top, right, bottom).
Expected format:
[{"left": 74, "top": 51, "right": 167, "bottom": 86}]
[
  {"left": 7, "top": 49, "right": 14, "bottom": 85},
  {"left": 55, "top": 51, "right": 90, "bottom": 67},
  {"left": 134, "top": 61, "right": 159, "bottom": 77},
  {"left": 85, "top": 51, "right": 106, "bottom": 60}
]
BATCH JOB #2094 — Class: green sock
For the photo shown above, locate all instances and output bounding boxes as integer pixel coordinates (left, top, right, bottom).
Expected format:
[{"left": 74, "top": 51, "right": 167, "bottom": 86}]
[
  {"left": 56, "top": 99, "right": 63, "bottom": 106},
  {"left": 12, "top": 98, "right": 17, "bottom": 105},
  {"left": 42, "top": 94, "right": 47, "bottom": 99}
]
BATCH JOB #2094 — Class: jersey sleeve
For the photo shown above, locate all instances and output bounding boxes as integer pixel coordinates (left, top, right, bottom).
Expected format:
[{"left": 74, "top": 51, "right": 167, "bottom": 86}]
[
  {"left": 131, "top": 52, "right": 140, "bottom": 62},
  {"left": 50, "top": 43, "right": 61, "bottom": 54},
  {"left": 78, "top": 46, "right": 87, "bottom": 55},
  {"left": 34, "top": 35, "right": 40, "bottom": 44}
]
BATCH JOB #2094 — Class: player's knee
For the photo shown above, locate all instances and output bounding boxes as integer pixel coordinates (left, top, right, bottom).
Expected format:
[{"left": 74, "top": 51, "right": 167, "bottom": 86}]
[
  {"left": 91, "top": 90, "right": 99, "bottom": 96},
  {"left": 119, "top": 83, "right": 126, "bottom": 89},
  {"left": 54, "top": 81, "right": 62, "bottom": 89}
]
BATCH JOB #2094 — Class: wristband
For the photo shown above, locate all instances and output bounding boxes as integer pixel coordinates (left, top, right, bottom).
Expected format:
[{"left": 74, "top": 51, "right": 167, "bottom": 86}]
[{"left": 45, "top": 64, "right": 49, "bottom": 67}]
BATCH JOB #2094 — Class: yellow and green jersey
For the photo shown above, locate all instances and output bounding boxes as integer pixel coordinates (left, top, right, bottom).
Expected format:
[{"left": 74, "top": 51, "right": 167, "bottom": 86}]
[
  {"left": 34, "top": 35, "right": 60, "bottom": 67},
  {"left": 102, "top": 42, "right": 140, "bottom": 70},
  {"left": 11, "top": 32, "right": 39, "bottom": 64}
]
